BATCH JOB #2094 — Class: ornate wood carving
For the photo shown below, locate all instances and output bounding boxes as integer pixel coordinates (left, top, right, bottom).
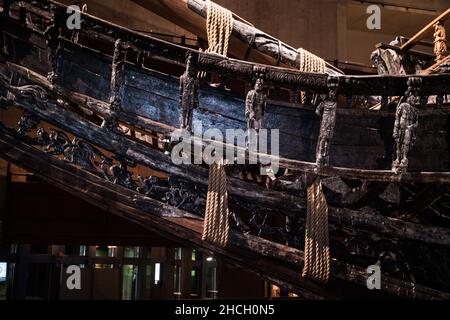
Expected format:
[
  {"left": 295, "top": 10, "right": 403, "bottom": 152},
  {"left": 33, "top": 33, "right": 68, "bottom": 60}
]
[
  {"left": 392, "top": 77, "right": 421, "bottom": 175},
  {"left": 245, "top": 67, "right": 267, "bottom": 146},
  {"left": 102, "top": 38, "right": 128, "bottom": 131},
  {"left": 315, "top": 76, "right": 339, "bottom": 168},
  {"left": 43, "top": 4, "right": 64, "bottom": 84},
  {"left": 179, "top": 52, "right": 199, "bottom": 131}
]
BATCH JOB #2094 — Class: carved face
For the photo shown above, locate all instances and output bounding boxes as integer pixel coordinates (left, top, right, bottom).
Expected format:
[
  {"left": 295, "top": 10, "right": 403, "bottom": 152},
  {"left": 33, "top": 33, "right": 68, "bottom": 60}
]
[
  {"left": 186, "top": 60, "right": 195, "bottom": 76},
  {"left": 255, "top": 79, "right": 263, "bottom": 92}
]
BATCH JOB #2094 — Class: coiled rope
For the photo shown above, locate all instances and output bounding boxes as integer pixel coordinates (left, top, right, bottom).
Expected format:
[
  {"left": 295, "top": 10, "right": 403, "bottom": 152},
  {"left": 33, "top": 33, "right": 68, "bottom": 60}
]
[
  {"left": 298, "top": 48, "right": 326, "bottom": 102},
  {"left": 201, "top": 1, "right": 232, "bottom": 247},
  {"left": 298, "top": 48, "right": 326, "bottom": 74},
  {"left": 202, "top": 162, "right": 230, "bottom": 247},
  {"left": 206, "top": 0, "right": 233, "bottom": 57},
  {"left": 302, "top": 177, "right": 331, "bottom": 283}
]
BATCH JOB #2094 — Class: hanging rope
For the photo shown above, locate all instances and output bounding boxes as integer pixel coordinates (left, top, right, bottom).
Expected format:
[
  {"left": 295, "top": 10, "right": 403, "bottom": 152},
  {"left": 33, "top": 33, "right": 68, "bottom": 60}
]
[
  {"left": 302, "top": 177, "right": 331, "bottom": 283},
  {"left": 206, "top": 0, "right": 233, "bottom": 56},
  {"left": 297, "top": 48, "right": 326, "bottom": 103},
  {"left": 202, "top": 162, "right": 230, "bottom": 248}
]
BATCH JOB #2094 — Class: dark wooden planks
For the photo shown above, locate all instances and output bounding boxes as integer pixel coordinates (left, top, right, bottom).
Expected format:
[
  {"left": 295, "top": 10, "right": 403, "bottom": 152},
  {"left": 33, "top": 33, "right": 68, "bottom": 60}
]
[{"left": 1, "top": 129, "right": 449, "bottom": 299}]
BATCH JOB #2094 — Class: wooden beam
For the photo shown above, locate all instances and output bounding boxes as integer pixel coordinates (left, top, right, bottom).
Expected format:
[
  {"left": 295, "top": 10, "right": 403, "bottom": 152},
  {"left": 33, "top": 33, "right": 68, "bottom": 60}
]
[
  {"left": 400, "top": 8, "right": 450, "bottom": 52},
  {"left": 4, "top": 62, "right": 450, "bottom": 185},
  {"left": 375, "top": 42, "right": 435, "bottom": 60},
  {"left": 131, "top": 0, "right": 343, "bottom": 74},
  {"left": 4, "top": 85, "right": 450, "bottom": 246},
  {"left": 421, "top": 54, "right": 450, "bottom": 75},
  {"left": 1, "top": 130, "right": 449, "bottom": 299}
]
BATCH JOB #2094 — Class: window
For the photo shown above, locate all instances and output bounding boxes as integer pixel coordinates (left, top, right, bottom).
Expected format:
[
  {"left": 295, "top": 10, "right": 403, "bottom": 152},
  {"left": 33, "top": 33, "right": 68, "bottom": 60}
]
[
  {"left": 79, "top": 245, "right": 87, "bottom": 257},
  {"left": 65, "top": 245, "right": 88, "bottom": 256},
  {"left": 191, "top": 249, "right": 202, "bottom": 261},
  {"left": 190, "top": 267, "right": 201, "bottom": 297},
  {"left": 94, "top": 264, "right": 113, "bottom": 269},
  {"left": 154, "top": 263, "right": 162, "bottom": 287},
  {"left": 124, "top": 247, "right": 140, "bottom": 258},
  {"left": 174, "top": 248, "right": 182, "bottom": 261},
  {"left": 95, "top": 245, "right": 117, "bottom": 257},
  {"left": 205, "top": 256, "right": 218, "bottom": 299},
  {"left": 0, "top": 262, "right": 7, "bottom": 300},
  {"left": 173, "top": 265, "right": 182, "bottom": 299},
  {"left": 122, "top": 265, "right": 138, "bottom": 300},
  {"left": 206, "top": 266, "right": 218, "bottom": 299}
]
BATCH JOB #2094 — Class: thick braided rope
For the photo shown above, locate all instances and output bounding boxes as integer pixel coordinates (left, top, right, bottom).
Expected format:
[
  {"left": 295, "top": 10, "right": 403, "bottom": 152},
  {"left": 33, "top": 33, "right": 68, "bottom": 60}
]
[
  {"left": 302, "top": 178, "right": 330, "bottom": 283},
  {"left": 298, "top": 48, "right": 326, "bottom": 103},
  {"left": 206, "top": 0, "right": 233, "bottom": 57},
  {"left": 202, "top": 162, "right": 230, "bottom": 247}
]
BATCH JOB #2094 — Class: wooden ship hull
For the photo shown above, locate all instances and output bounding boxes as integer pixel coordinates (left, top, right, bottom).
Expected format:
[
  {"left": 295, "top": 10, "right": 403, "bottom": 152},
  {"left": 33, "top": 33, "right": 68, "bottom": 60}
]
[{"left": 0, "top": 0, "right": 450, "bottom": 299}]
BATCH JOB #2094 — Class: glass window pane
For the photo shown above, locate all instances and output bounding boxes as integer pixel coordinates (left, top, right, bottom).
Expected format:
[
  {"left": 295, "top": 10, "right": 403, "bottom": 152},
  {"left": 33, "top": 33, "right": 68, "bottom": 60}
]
[
  {"left": 122, "top": 265, "right": 138, "bottom": 300},
  {"left": 154, "top": 263, "right": 162, "bottom": 287},
  {"left": 65, "top": 245, "right": 88, "bottom": 256},
  {"left": 190, "top": 267, "right": 201, "bottom": 297},
  {"left": 191, "top": 249, "right": 202, "bottom": 261},
  {"left": 79, "top": 245, "right": 87, "bottom": 256},
  {"left": 174, "top": 248, "right": 182, "bottom": 261},
  {"left": 206, "top": 266, "right": 218, "bottom": 299},
  {"left": 94, "top": 263, "right": 113, "bottom": 269},
  {"left": 95, "top": 245, "right": 117, "bottom": 257},
  {"left": 0, "top": 262, "right": 7, "bottom": 300},
  {"left": 124, "top": 247, "right": 140, "bottom": 258},
  {"left": 173, "top": 266, "right": 182, "bottom": 299}
]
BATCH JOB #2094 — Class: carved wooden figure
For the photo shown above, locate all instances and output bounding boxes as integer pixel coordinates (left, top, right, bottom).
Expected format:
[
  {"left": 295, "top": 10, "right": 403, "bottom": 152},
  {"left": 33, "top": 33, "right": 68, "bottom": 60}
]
[
  {"left": 179, "top": 53, "right": 199, "bottom": 131},
  {"left": 392, "top": 94, "right": 419, "bottom": 175},
  {"left": 245, "top": 77, "right": 266, "bottom": 151},
  {"left": 44, "top": 4, "right": 64, "bottom": 84},
  {"left": 315, "top": 77, "right": 338, "bottom": 168},
  {"left": 434, "top": 22, "right": 447, "bottom": 62},
  {"left": 102, "top": 39, "right": 127, "bottom": 131}
]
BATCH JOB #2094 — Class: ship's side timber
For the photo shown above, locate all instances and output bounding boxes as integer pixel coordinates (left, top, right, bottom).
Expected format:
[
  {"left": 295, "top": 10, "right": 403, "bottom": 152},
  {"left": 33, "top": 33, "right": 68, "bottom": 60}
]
[
  {"left": 2, "top": 0, "right": 450, "bottom": 297},
  {"left": 1, "top": 124, "right": 449, "bottom": 300},
  {"left": 1, "top": 64, "right": 450, "bottom": 249},
  {"left": 1, "top": 16, "right": 449, "bottom": 173}
]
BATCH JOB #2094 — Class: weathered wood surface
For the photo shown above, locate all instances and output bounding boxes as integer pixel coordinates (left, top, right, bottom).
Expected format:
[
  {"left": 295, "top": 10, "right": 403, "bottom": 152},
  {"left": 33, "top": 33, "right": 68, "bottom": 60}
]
[
  {"left": 6, "top": 58, "right": 450, "bottom": 185},
  {"left": 0, "top": 130, "right": 449, "bottom": 300},
  {"left": 4, "top": 2, "right": 450, "bottom": 95},
  {"left": 0, "top": 65, "right": 307, "bottom": 216},
  {"left": 2, "top": 67, "right": 450, "bottom": 248},
  {"left": 13, "top": 59, "right": 450, "bottom": 174},
  {"left": 132, "top": 0, "right": 344, "bottom": 75},
  {"left": 1, "top": 22, "right": 449, "bottom": 172},
  {"left": 2, "top": 5, "right": 449, "bottom": 175}
]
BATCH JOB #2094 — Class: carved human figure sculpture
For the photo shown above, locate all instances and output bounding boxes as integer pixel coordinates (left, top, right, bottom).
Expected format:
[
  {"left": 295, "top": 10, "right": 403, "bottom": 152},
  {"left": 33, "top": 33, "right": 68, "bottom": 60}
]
[
  {"left": 245, "top": 77, "right": 267, "bottom": 151},
  {"left": 434, "top": 22, "right": 447, "bottom": 62},
  {"left": 245, "top": 78, "right": 266, "bottom": 131},
  {"left": 315, "top": 80, "right": 338, "bottom": 168},
  {"left": 179, "top": 54, "right": 199, "bottom": 131},
  {"left": 392, "top": 94, "right": 419, "bottom": 174}
]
